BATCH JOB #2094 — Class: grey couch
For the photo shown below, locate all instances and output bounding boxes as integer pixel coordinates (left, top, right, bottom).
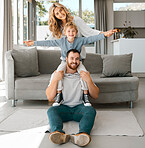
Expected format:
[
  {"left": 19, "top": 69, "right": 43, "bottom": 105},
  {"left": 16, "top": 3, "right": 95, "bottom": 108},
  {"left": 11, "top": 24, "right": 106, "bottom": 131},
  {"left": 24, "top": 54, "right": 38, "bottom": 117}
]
[{"left": 5, "top": 49, "right": 139, "bottom": 107}]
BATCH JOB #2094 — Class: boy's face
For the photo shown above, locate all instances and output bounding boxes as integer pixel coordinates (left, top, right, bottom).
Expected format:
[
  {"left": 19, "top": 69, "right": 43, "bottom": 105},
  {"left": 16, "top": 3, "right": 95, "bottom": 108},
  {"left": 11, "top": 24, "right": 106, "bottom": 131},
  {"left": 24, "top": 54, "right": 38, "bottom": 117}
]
[{"left": 64, "top": 26, "right": 77, "bottom": 40}]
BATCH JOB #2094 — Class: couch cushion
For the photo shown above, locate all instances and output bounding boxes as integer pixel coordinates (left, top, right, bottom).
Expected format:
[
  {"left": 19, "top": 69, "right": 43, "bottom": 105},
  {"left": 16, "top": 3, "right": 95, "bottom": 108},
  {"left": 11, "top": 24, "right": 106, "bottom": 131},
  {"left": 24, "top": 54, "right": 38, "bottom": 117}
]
[
  {"left": 89, "top": 90, "right": 138, "bottom": 103},
  {"left": 38, "top": 50, "right": 61, "bottom": 74},
  {"left": 12, "top": 47, "right": 40, "bottom": 77},
  {"left": 101, "top": 54, "right": 133, "bottom": 77},
  {"left": 15, "top": 73, "right": 139, "bottom": 94},
  {"left": 15, "top": 74, "right": 51, "bottom": 90},
  {"left": 83, "top": 53, "right": 103, "bottom": 74},
  {"left": 37, "top": 50, "right": 103, "bottom": 74},
  {"left": 90, "top": 74, "right": 139, "bottom": 93}
]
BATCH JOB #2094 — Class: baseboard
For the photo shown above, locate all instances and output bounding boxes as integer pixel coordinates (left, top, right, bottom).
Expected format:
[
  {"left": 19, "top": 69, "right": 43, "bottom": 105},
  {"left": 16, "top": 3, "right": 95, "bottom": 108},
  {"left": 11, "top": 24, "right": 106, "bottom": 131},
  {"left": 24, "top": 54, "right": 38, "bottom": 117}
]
[{"left": 132, "top": 73, "right": 145, "bottom": 78}]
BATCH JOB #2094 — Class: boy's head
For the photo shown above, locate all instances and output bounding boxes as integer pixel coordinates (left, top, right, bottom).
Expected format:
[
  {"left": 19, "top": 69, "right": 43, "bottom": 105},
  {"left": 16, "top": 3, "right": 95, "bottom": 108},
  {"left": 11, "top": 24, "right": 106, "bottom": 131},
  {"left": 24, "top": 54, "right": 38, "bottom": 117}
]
[{"left": 64, "top": 22, "right": 78, "bottom": 39}]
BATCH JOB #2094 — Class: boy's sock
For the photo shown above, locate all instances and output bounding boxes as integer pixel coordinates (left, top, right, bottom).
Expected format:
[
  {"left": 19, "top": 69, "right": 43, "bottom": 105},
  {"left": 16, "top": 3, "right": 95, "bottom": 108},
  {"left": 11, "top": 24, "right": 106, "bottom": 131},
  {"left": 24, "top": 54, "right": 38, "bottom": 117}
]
[
  {"left": 83, "top": 94, "right": 91, "bottom": 106},
  {"left": 52, "top": 92, "right": 63, "bottom": 106}
]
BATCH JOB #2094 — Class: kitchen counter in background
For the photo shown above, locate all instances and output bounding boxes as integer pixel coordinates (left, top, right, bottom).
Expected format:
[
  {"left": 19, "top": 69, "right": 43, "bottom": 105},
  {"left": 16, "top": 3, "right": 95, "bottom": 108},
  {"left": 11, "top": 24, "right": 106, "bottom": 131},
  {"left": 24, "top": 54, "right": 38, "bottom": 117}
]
[{"left": 112, "top": 38, "right": 145, "bottom": 76}]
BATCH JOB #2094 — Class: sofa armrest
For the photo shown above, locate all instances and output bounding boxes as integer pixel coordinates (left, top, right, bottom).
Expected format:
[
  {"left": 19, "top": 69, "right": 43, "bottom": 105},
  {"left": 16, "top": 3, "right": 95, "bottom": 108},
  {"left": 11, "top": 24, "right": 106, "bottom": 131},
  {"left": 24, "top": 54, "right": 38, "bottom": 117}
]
[{"left": 5, "top": 50, "right": 15, "bottom": 100}]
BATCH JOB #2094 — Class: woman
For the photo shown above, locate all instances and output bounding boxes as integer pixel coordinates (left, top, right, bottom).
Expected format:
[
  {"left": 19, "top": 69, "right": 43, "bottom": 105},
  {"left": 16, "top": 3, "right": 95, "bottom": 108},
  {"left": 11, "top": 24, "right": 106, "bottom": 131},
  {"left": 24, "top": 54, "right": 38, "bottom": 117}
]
[{"left": 46, "top": 2, "right": 115, "bottom": 58}]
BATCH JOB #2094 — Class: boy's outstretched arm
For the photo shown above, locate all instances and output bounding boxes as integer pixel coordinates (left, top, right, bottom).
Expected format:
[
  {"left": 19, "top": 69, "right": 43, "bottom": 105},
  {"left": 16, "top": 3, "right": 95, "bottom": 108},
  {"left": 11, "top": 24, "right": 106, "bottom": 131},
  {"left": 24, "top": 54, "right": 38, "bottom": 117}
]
[
  {"left": 80, "top": 29, "right": 117, "bottom": 46},
  {"left": 23, "top": 40, "right": 34, "bottom": 46},
  {"left": 23, "top": 38, "right": 62, "bottom": 47},
  {"left": 101, "top": 29, "right": 117, "bottom": 37}
]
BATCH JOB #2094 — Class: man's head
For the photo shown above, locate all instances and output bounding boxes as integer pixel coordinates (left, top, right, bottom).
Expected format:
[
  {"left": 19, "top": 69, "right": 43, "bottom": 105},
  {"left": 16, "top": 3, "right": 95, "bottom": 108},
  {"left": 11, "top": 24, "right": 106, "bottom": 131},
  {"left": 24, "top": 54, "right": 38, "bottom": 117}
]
[{"left": 66, "top": 49, "right": 80, "bottom": 70}]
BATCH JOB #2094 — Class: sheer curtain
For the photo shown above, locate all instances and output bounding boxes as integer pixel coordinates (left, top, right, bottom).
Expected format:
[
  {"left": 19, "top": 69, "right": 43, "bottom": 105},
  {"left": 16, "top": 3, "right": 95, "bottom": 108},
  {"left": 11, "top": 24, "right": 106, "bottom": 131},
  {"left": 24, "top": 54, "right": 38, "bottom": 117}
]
[
  {"left": 94, "top": 0, "right": 107, "bottom": 54},
  {"left": 0, "top": 0, "right": 13, "bottom": 81}
]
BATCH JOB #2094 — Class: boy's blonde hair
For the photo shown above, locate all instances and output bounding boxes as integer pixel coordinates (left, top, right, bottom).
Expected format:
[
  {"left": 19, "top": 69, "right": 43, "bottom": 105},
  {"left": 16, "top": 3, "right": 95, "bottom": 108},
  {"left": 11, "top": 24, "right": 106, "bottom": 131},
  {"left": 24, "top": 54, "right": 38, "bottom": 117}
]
[{"left": 64, "top": 22, "right": 78, "bottom": 34}]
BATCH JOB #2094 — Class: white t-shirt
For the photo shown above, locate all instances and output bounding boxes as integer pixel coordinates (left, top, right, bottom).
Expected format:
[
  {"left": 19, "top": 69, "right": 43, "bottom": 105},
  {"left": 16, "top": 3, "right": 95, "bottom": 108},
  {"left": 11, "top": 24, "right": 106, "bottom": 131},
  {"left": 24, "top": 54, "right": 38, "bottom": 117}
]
[{"left": 49, "top": 72, "right": 83, "bottom": 107}]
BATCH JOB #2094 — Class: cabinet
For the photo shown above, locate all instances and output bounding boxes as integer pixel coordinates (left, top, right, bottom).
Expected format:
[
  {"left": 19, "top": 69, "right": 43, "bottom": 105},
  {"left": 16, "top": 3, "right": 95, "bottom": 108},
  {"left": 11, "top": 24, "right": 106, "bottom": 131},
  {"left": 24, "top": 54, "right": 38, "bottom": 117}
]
[
  {"left": 114, "top": 11, "right": 127, "bottom": 28},
  {"left": 127, "top": 11, "right": 144, "bottom": 27},
  {"left": 114, "top": 11, "right": 145, "bottom": 28},
  {"left": 112, "top": 38, "right": 145, "bottom": 73}
]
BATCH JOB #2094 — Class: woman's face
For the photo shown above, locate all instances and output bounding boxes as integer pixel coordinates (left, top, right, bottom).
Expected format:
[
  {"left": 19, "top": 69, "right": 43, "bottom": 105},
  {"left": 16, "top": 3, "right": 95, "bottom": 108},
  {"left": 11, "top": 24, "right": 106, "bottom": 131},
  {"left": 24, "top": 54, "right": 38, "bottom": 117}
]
[{"left": 54, "top": 7, "right": 66, "bottom": 20}]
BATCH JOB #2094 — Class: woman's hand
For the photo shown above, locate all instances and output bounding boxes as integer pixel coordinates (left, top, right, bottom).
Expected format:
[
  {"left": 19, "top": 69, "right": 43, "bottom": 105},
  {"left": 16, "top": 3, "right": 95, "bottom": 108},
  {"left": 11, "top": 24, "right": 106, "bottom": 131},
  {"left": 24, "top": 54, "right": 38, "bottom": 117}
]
[
  {"left": 23, "top": 40, "right": 34, "bottom": 46},
  {"left": 103, "top": 29, "right": 117, "bottom": 37}
]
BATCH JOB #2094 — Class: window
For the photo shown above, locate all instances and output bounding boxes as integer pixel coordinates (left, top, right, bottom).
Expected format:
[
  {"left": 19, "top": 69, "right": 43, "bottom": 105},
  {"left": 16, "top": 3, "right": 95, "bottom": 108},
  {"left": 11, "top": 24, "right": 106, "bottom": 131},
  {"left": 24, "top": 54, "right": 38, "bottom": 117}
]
[
  {"left": 24, "top": 0, "right": 28, "bottom": 41},
  {"left": 18, "top": 0, "right": 24, "bottom": 44},
  {"left": 60, "top": 0, "right": 79, "bottom": 16},
  {"left": 36, "top": 1, "right": 52, "bottom": 41},
  {"left": 12, "top": 0, "right": 18, "bottom": 45},
  {"left": 82, "top": 0, "right": 94, "bottom": 28},
  {"left": 114, "top": 3, "right": 145, "bottom": 11},
  {"left": 82, "top": 0, "right": 94, "bottom": 48},
  {"left": 12, "top": 0, "right": 28, "bottom": 45}
]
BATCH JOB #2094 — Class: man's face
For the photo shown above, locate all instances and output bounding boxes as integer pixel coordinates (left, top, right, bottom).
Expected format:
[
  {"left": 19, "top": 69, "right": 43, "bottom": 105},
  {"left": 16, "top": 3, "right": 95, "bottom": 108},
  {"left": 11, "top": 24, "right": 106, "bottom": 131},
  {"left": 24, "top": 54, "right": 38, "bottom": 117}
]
[{"left": 66, "top": 52, "right": 80, "bottom": 70}]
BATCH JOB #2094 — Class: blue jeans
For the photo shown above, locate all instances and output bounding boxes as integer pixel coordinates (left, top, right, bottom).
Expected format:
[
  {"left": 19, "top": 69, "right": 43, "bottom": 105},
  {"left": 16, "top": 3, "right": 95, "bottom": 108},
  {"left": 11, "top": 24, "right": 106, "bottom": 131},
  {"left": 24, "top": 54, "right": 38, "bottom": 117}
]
[{"left": 47, "top": 104, "right": 96, "bottom": 135}]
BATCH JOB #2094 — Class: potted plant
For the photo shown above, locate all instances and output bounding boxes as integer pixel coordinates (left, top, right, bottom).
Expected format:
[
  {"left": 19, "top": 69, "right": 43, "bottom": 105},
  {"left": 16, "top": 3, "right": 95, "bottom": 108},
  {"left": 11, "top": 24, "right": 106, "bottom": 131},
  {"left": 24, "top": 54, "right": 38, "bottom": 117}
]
[{"left": 122, "top": 26, "right": 138, "bottom": 38}]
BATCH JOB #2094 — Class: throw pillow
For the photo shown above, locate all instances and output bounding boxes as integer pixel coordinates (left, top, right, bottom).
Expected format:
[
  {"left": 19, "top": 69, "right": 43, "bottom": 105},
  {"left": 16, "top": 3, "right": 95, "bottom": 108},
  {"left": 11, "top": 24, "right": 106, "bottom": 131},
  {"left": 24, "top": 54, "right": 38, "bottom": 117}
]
[
  {"left": 11, "top": 47, "right": 40, "bottom": 77},
  {"left": 101, "top": 53, "right": 133, "bottom": 77}
]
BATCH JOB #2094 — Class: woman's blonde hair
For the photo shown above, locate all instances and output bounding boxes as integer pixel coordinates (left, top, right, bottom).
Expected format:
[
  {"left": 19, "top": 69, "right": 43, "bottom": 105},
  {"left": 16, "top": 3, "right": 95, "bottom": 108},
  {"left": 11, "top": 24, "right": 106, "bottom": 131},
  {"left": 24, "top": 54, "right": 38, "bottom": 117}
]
[
  {"left": 64, "top": 22, "right": 78, "bottom": 34},
  {"left": 48, "top": 2, "right": 73, "bottom": 39}
]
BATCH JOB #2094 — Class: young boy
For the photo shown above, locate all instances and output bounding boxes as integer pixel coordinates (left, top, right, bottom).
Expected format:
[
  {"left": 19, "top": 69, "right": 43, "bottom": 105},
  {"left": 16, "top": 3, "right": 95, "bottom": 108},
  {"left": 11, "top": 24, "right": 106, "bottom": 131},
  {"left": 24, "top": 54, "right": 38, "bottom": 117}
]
[{"left": 24, "top": 22, "right": 113, "bottom": 107}]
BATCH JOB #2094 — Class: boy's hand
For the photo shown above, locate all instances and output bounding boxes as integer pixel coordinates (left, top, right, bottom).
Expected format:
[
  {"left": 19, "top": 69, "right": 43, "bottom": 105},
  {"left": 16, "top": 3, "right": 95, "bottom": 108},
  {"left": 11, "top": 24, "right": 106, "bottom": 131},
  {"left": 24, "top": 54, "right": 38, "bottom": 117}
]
[
  {"left": 23, "top": 40, "right": 34, "bottom": 46},
  {"left": 103, "top": 29, "right": 117, "bottom": 37}
]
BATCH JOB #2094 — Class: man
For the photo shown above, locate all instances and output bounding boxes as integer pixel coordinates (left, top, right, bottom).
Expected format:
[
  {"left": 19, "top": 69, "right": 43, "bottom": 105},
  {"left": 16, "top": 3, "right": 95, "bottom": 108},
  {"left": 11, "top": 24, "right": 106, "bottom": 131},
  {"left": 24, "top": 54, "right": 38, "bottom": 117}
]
[{"left": 46, "top": 49, "right": 99, "bottom": 147}]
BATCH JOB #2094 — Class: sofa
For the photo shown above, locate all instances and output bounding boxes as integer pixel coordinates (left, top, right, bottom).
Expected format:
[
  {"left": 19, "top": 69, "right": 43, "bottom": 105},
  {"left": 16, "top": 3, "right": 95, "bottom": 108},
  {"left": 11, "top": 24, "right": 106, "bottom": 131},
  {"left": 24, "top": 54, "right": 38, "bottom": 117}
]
[{"left": 5, "top": 48, "right": 139, "bottom": 108}]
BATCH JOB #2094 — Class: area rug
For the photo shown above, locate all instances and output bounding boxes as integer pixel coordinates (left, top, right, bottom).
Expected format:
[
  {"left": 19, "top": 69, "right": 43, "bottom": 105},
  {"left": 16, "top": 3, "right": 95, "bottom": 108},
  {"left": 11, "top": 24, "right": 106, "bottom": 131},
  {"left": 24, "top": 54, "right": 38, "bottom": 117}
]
[{"left": 0, "top": 109, "right": 143, "bottom": 136}]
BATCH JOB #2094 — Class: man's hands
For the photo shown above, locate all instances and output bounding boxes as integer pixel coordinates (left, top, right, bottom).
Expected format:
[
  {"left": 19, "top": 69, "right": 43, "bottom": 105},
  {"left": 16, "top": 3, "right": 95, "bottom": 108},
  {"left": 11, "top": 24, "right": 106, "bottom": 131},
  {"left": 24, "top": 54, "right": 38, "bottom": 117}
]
[
  {"left": 23, "top": 40, "right": 34, "bottom": 46},
  {"left": 53, "top": 70, "right": 64, "bottom": 82},
  {"left": 80, "top": 71, "right": 92, "bottom": 84},
  {"left": 102, "top": 29, "right": 117, "bottom": 37}
]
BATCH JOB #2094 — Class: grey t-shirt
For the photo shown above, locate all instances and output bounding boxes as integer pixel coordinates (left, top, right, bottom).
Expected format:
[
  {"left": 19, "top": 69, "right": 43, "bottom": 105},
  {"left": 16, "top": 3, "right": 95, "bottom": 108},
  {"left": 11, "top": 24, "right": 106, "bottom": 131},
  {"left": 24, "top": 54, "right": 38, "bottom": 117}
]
[{"left": 49, "top": 72, "right": 83, "bottom": 107}]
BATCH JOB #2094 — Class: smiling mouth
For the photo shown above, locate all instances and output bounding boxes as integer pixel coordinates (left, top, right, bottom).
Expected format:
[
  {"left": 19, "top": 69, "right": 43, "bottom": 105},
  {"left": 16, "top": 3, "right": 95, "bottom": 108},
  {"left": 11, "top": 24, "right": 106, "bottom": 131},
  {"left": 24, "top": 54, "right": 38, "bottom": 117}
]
[
  {"left": 61, "top": 14, "right": 65, "bottom": 18},
  {"left": 71, "top": 63, "right": 77, "bottom": 66}
]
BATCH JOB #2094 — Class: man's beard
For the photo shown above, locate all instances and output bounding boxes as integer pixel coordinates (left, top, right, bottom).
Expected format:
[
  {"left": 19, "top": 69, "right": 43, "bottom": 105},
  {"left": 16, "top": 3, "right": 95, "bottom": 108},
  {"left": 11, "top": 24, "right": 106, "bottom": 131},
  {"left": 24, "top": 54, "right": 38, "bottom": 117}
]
[{"left": 67, "top": 61, "right": 79, "bottom": 70}]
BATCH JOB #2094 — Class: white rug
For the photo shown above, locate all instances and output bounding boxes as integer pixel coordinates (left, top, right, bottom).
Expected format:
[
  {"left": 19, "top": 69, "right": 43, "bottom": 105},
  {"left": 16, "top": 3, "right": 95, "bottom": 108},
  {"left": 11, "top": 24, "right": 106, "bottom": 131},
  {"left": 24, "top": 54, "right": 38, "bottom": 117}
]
[{"left": 0, "top": 109, "right": 143, "bottom": 136}]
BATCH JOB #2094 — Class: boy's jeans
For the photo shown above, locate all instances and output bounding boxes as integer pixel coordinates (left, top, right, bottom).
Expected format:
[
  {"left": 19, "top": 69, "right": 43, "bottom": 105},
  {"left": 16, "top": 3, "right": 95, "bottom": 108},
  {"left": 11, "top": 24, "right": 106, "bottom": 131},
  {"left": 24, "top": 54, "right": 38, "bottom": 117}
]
[{"left": 47, "top": 104, "right": 96, "bottom": 135}]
